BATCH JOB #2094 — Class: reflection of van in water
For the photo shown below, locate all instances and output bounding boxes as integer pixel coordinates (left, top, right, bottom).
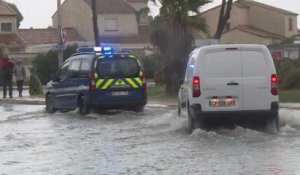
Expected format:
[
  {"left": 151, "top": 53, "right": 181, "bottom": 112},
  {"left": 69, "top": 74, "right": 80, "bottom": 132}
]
[
  {"left": 178, "top": 44, "right": 279, "bottom": 133},
  {"left": 45, "top": 47, "right": 147, "bottom": 115}
]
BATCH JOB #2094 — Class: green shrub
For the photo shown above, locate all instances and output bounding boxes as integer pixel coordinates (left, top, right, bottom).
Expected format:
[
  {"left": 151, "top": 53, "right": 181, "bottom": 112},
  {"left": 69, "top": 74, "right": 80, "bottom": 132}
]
[
  {"left": 32, "top": 44, "right": 78, "bottom": 85},
  {"left": 280, "top": 68, "right": 300, "bottom": 89},
  {"left": 274, "top": 59, "right": 300, "bottom": 89},
  {"left": 139, "top": 53, "right": 165, "bottom": 79}
]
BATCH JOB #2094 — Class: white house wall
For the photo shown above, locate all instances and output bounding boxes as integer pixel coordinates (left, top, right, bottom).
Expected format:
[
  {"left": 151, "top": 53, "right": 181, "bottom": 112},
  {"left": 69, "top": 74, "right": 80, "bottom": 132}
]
[
  {"left": 52, "top": 0, "right": 94, "bottom": 42},
  {"left": 248, "top": 5, "right": 286, "bottom": 37},
  {"left": 98, "top": 14, "right": 138, "bottom": 36},
  {"left": 284, "top": 15, "right": 298, "bottom": 37}
]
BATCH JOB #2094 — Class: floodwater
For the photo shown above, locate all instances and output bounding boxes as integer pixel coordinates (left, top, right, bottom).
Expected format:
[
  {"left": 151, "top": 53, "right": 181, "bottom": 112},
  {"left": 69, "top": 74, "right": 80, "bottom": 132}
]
[{"left": 0, "top": 104, "right": 299, "bottom": 175}]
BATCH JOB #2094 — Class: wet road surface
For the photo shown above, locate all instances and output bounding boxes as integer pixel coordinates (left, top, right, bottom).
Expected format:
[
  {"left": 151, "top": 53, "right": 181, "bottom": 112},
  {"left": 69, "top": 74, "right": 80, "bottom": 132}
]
[{"left": 0, "top": 104, "right": 300, "bottom": 175}]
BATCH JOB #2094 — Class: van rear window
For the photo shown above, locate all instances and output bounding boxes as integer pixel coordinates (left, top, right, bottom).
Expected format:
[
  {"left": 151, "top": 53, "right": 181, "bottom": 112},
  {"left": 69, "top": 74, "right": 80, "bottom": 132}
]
[
  {"left": 204, "top": 51, "right": 242, "bottom": 78},
  {"left": 96, "top": 57, "right": 140, "bottom": 78}
]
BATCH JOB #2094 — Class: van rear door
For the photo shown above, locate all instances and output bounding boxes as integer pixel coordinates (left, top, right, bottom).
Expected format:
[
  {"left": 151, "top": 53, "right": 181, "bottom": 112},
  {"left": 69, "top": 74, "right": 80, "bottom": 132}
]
[
  {"left": 240, "top": 47, "right": 271, "bottom": 110},
  {"left": 200, "top": 47, "right": 243, "bottom": 111},
  {"left": 94, "top": 55, "right": 143, "bottom": 102}
]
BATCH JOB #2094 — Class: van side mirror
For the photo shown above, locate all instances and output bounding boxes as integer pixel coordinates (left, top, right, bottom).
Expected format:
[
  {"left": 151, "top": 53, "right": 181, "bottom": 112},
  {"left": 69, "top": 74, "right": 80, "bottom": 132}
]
[{"left": 51, "top": 74, "right": 60, "bottom": 82}]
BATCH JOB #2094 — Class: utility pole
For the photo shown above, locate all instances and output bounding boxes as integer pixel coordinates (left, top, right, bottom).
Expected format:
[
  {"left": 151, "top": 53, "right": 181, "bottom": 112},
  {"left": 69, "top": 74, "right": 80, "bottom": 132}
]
[
  {"left": 92, "top": 0, "right": 100, "bottom": 46},
  {"left": 57, "top": 0, "right": 64, "bottom": 67}
]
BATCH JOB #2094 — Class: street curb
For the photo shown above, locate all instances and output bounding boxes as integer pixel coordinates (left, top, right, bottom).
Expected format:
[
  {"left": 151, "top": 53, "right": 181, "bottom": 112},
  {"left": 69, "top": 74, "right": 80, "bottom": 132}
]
[{"left": 0, "top": 98, "right": 45, "bottom": 105}]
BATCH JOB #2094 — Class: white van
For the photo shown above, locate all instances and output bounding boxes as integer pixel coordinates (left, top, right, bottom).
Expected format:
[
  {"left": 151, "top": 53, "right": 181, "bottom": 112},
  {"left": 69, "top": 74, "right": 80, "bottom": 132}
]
[{"left": 178, "top": 44, "right": 279, "bottom": 133}]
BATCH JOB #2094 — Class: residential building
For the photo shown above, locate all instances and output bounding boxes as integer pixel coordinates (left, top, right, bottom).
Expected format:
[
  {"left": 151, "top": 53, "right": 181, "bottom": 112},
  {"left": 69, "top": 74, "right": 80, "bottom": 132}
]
[
  {"left": 202, "top": 0, "right": 299, "bottom": 45},
  {"left": 52, "top": 0, "right": 151, "bottom": 54},
  {"left": 0, "top": 0, "right": 85, "bottom": 65},
  {"left": 0, "top": 0, "right": 26, "bottom": 57}
]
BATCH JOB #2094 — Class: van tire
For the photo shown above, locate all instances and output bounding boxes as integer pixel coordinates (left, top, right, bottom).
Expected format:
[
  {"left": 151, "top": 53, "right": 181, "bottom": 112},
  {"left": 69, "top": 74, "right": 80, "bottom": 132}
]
[
  {"left": 177, "top": 101, "right": 181, "bottom": 117},
  {"left": 265, "top": 113, "right": 279, "bottom": 134},
  {"left": 187, "top": 103, "right": 200, "bottom": 133},
  {"left": 79, "top": 96, "right": 91, "bottom": 115},
  {"left": 134, "top": 105, "right": 144, "bottom": 112},
  {"left": 46, "top": 94, "right": 56, "bottom": 114}
]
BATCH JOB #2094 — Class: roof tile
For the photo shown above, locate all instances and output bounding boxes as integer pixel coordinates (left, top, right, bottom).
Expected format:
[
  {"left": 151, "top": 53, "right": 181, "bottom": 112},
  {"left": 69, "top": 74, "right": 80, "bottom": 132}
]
[
  {"left": 0, "top": 0, "right": 17, "bottom": 16},
  {"left": 0, "top": 34, "right": 24, "bottom": 45},
  {"left": 17, "top": 27, "right": 85, "bottom": 45},
  {"left": 224, "top": 25, "right": 284, "bottom": 39}
]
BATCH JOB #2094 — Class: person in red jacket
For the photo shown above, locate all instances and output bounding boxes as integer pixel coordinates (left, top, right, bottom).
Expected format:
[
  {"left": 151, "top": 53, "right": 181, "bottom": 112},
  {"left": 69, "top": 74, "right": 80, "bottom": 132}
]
[{"left": 0, "top": 54, "right": 15, "bottom": 98}]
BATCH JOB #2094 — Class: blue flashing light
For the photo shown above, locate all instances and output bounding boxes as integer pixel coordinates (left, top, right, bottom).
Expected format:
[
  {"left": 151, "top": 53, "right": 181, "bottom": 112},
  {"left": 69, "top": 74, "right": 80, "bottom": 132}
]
[
  {"left": 188, "top": 64, "right": 195, "bottom": 68},
  {"left": 102, "top": 47, "right": 113, "bottom": 55}
]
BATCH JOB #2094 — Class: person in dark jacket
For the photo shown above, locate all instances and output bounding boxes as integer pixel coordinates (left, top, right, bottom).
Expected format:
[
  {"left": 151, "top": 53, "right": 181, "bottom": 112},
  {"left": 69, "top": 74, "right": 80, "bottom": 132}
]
[{"left": 0, "top": 54, "right": 15, "bottom": 98}]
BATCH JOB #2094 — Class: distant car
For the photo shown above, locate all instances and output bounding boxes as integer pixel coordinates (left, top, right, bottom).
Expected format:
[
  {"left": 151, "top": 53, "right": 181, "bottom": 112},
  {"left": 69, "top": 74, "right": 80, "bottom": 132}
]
[
  {"left": 45, "top": 47, "right": 147, "bottom": 115},
  {"left": 178, "top": 44, "right": 279, "bottom": 133}
]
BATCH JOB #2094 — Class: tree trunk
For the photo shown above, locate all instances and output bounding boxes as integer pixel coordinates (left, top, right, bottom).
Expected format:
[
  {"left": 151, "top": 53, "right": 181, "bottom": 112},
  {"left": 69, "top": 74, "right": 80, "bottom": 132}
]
[
  {"left": 214, "top": 0, "right": 233, "bottom": 40},
  {"left": 91, "top": 0, "right": 100, "bottom": 46},
  {"left": 164, "top": 58, "right": 184, "bottom": 97}
]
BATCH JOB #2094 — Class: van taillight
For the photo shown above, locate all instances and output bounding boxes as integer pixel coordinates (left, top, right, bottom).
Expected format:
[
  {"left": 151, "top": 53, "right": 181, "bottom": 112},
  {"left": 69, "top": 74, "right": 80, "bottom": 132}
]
[
  {"left": 193, "top": 76, "right": 201, "bottom": 97},
  {"left": 89, "top": 73, "right": 96, "bottom": 91},
  {"left": 271, "top": 74, "right": 278, "bottom": 95}
]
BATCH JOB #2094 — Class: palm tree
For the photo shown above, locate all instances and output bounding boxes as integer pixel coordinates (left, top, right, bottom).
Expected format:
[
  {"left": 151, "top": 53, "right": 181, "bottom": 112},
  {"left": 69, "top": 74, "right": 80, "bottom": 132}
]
[{"left": 149, "top": 0, "right": 211, "bottom": 96}]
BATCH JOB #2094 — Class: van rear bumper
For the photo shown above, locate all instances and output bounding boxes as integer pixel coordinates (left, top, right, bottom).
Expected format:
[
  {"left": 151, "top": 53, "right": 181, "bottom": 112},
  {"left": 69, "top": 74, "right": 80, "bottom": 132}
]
[
  {"left": 190, "top": 102, "right": 279, "bottom": 118},
  {"left": 90, "top": 99, "right": 147, "bottom": 110}
]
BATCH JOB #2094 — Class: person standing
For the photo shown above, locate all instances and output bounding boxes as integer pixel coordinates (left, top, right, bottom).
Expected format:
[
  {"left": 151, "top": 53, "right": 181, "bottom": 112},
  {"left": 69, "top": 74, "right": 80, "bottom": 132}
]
[
  {"left": 15, "top": 61, "right": 26, "bottom": 97},
  {"left": 0, "top": 54, "right": 15, "bottom": 98}
]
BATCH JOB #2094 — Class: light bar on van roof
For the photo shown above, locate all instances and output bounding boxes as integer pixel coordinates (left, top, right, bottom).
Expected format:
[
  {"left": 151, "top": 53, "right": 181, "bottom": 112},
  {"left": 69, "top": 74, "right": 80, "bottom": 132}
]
[{"left": 76, "top": 47, "right": 113, "bottom": 55}]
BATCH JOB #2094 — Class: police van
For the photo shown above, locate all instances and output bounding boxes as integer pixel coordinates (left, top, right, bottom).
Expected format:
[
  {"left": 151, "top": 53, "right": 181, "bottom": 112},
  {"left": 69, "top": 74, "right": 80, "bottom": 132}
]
[{"left": 45, "top": 47, "right": 147, "bottom": 114}]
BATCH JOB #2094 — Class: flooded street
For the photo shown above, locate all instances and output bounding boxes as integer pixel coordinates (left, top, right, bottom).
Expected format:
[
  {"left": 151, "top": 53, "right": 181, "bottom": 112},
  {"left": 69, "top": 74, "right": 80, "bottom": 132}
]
[{"left": 0, "top": 104, "right": 300, "bottom": 175}]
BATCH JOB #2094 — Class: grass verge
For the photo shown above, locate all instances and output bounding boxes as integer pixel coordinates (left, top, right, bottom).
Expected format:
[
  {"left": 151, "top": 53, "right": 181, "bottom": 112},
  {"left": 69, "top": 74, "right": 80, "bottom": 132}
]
[
  {"left": 279, "top": 90, "right": 300, "bottom": 103},
  {"left": 147, "top": 84, "right": 177, "bottom": 101}
]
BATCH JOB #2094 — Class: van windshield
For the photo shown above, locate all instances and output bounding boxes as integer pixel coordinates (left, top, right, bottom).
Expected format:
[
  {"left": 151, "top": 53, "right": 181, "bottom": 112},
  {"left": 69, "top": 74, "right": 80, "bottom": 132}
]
[{"left": 96, "top": 56, "right": 140, "bottom": 78}]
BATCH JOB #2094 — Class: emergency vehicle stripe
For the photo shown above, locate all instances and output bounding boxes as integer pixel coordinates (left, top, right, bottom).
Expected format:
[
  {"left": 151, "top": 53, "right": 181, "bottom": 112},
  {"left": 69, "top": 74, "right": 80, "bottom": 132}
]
[
  {"left": 126, "top": 78, "right": 138, "bottom": 88},
  {"left": 139, "top": 71, "right": 143, "bottom": 76},
  {"left": 129, "top": 55, "right": 136, "bottom": 58},
  {"left": 94, "top": 73, "right": 98, "bottom": 79},
  {"left": 101, "top": 79, "right": 114, "bottom": 89},
  {"left": 94, "top": 61, "right": 97, "bottom": 68},
  {"left": 137, "top": 60, "right": 142, "bottom": 67},
  {"left": 96, "top": 79, "right": 104, "bottom": 88},
  {"left": 134, "top": 78, "right": 142, "bottom": 86}
]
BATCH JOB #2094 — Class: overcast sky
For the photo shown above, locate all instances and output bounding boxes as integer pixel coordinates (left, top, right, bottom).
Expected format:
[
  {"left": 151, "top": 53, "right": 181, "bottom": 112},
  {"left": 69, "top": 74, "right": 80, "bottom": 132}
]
[{"left": 4, "top": 0, "right": 300, "bottom": 29}]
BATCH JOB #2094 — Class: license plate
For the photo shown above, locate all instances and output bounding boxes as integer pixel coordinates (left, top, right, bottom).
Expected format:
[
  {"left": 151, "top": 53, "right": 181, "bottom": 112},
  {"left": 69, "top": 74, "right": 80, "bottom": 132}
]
[
  {"left": 209, "top": 98, "right": 235, "bottom": 107},
  {"left": 112, "top": 91, "right": 129, "bottom": 96}
]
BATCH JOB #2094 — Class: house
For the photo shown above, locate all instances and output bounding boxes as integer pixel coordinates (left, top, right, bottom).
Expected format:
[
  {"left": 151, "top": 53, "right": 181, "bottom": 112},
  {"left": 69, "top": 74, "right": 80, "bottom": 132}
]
[
  {"left": 52, "top": 0, "right": 151, "bottom": 54},
  {"left": 0, "top": 0, "right": 86, "bottom": 64},
  {"left": 201, "top": 0, "right": 299, "bottom": 45},
  {"left": 0, "top": 0, "right": 26, "bottom": 57}
]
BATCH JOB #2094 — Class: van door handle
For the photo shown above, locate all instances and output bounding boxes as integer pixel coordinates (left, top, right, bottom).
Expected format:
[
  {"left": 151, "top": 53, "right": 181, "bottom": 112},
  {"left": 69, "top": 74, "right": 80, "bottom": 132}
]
[{"left": 227, "top": 81, "right": 239, "bottom": 86}]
